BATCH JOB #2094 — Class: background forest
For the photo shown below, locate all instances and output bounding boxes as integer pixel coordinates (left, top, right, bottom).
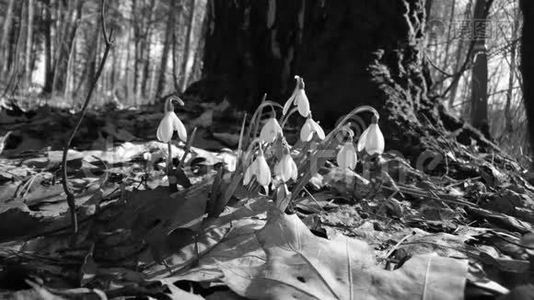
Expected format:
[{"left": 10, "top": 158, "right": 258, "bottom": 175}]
[
  {"left": 1, "top": 0, "right": 534, "bottom": 298},
  {"left": 0, "top": 0, "right": 528, "bottom": 164}
]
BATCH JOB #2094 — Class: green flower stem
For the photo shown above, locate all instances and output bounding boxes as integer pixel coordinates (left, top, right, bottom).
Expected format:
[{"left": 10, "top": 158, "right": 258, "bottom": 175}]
[
  {"left": 250, "top": 101, "right": 284, "bottom": 140},
  {"left": 325, "top": 105, "right": 379, "bottom": 140},
  {"left": 290, "top": 105, "right": 380, "bottom": 201},
  {"left": 244, "top": 95, "right": 283, "bottom": 148},
  {"left": 280, "top": 107, "right": 299, "bottom": 129}
]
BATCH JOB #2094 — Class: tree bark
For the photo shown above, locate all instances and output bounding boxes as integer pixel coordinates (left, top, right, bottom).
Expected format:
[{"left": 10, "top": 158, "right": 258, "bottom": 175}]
[
  {"left": 520, "top": 0, "right": 534, "bottom": 159},
  {"left": 172, "top": 28, "right": 180, "bottom": 92},
  {"left": 141, "top": 0, "right": 156, "bottom": 99},
  {"left": 201, "top": 0, "right": 430, "bottom": 120},
  {"left": 179, "top": 0, "right": 196, "bottom": 92},
  {"left": 155, "top": 0, "right": 176, "bottom": 100},
  {"left": 84, "top": 20, "right": 101, "bottom": 98},
  {"left": 42, "top": 0, "right": 54, "bottom": 95},
  {"left": 52, "top": 0, "right": 83, "bottom": 95},
  {"left": 448, "top": 0, "right": 473, "bottom": 107},
  {"left": 469, "top": 0, "right": 492, "bottom": 138},
  {"left": 504, "top": 7, "right": 519, "bottom": 135},
  {"left": 132, "top": 0, "right": 139, "bottom": 97},
  {"left": 0, "top": 0, "right": 16, "bottom": 75},
  {"left": 24, "top": 0, "right": 34, "bottom": 88},
  {"left": 3, "top": 0, "right": 27, "bottom": 95}
]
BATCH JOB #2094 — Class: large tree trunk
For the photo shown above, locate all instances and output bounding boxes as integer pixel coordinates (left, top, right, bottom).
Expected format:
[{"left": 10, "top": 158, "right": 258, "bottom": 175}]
[
  {"left": 141, "top": 0, "right": 156, "bottom": 100},
  {"left": 520, "top": 0, "right": 534, "bottom": 159},
  {"left": 132, "top": 0, "right": 140, "bottom": 97},
  {"left": 200, "top": 0, "right": 433, "bottom": 153},
  {"left": 179, "top": 0, "right": 196, "bottom": 92},
  {"left": 83, "top": 20, "right": 101, "bottom": 98},
  {"left": 24, "top": 0, "right": 34, "bottom": 88},
  {"left": 469, "top": 0, "right": 492, "bottom": 138},
  {"left": 155, "top": 0, "right": 176, "bottom": 100},
  {"left": 448, "top": 0, "right": 473, "bottom": 108},
  {"left": 0, "top": 0, "right": 16, "bottom": 76},
  {"left": 51, "top": 0, "right": 82, "bottom": 96},
  {"left": 4, "top": 0, "right": 27, "bottom": 95},
  {"left": 504, "top": 7, "right": 520, "bottom": 136},
  {"left": 42, "top": 0, "right": 54, "bottom": 95}
]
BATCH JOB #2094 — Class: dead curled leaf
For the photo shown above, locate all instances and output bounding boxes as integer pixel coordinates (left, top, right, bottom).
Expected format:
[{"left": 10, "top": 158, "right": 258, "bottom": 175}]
[{"left": 220, "top": 209, "right": 468, "bottom": 300}]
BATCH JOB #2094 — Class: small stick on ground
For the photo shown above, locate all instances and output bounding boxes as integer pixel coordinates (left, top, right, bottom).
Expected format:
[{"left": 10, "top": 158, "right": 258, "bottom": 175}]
[{"left": 61, "top": 0, "right": 114, "bottom": 234}]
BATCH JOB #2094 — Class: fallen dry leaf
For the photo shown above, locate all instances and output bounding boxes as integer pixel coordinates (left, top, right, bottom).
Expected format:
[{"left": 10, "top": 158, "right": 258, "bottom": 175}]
[{"left": 220, "top": 209, "right": 468, "bottom": 300}]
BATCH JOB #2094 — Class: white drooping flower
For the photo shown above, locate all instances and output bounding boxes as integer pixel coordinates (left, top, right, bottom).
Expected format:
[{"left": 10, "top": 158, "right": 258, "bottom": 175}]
[
  {"left": 157, "top": 97, "right": 187, "bottom": 143},
  {"left": 337, "top": 142, "right": 357, "bottom": 169},
  {"left": 283, "top": 75, "right": 310, "bottom": 117},
  {"left": 259, "top": 117, "right": 283, "bottom": 143},
  {"left": 142, "top": 152, "right": 152, "bottom": 161},
  {"left": 357, "top": 116, "right": 384, "bottom": 155},
  {"left": 243, "top": 149, "right": 272, "bottom": 190},
  {"left": 243, "top": 159, "right": 257, "bottom": 186},
  {"left": 300, "top": 117, "right": 325, "bottom": 142},
  {"left": 274, "top": 152, "right": 298, "bottom": 182}
]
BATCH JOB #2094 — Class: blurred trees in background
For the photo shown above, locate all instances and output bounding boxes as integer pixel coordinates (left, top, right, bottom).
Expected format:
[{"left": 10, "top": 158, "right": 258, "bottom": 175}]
[
  {"left": 0, "top": 0, "right": 530, "bottom": 164},
  {"left": 425, "top": 0, "right": 526, "bottom": 162},
  {"left": 0, "top": 0, "right": 207, "bottom": 106},
  {"left": 520, "top": 0, "right": 534, "bottom": 163}
]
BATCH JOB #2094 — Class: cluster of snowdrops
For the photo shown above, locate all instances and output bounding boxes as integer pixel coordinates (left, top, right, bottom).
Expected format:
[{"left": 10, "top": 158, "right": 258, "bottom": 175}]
[{"left": 155, "top": 76, "right": 385, "bottom": 200}]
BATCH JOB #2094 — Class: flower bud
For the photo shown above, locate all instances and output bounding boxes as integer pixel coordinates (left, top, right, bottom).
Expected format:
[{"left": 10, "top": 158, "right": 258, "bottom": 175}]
[
  {"left": 274, "top": 153, "right": 298, "bottom": 182},
  {"left": 259, "top": 117, "right": 283, "bottom": 143},
  {"left": 357, "top": 116, "right": 384, "bottom": 155},
  {"left": 243, "top": 150, "right": 272, "bottom": 190},
  {"left": 337, "top": 142, "right": 357, "bottom": 169},
  {"left": 143, "top": 152, "right": 152, "bottom": 161},
  {"left": 300, "top": 117, "right": 325, "bottom": 142},
  {"left": 157, "top": 98, "right": 187, "bottom": 142},
  {"left": 283, "top": 76, "right": 310, "bottom": 117}
]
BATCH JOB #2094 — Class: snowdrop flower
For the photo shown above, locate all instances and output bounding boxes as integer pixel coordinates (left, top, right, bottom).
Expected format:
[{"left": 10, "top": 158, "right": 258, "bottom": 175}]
[
  {"left": 300, "top": 116, "right": 325, "bottom": 142},
  {"left": 357, "top": 115, "right": 384, "bottom": 155},
  {"left": 283, "top": 75, "right": 310, "bottom": 117},
  {"left": 243, "top": 148, "right": 272, "bottom": 189},
  {"left": 142, "top": 152, "right": 152, "bottom": 162},
  {"left": 274, "top": 151, "right": 298, "bottom": 182},
  {"left": 259, "top": 117, "right": 283, "bottom": 143},
  {"left": 157, "top": 97, "right": 187, "bottom": 143},
  {"left": 337, "top": 142, "right": 357, "bottom": 169}
]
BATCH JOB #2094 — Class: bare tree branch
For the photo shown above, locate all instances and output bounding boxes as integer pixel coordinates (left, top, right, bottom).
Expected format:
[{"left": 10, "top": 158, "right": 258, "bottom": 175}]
[{"left": 61, "top": 0, "right": 114, "bottom": 234}]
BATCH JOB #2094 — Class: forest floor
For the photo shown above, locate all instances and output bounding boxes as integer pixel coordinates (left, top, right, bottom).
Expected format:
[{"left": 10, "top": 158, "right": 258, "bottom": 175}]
[{"left": 0, "top": 98, "right": 533, "bottom": 299}]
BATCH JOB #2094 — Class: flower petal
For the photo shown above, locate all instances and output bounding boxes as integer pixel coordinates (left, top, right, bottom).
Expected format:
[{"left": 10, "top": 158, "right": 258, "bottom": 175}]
[
  {"left": 275, "top": 154, "right": 298, "bottom": 182},
  {"left": 255, "top": 155, "right": 272, "bottom": 187},
  {"left": 310, "top": 119, "right": 325, "bottom": 140},
  {"left": 296, "top": 90, "right": 310, "bottom": 117},
  {"left": 337, "top": 142, "right": 357, "bottom": 169},
  {"left": 274, "top": 160, "right": 283, "bottom": 180},
  {"left": 171, "top": 112, "right": 188, "bottom": 142},
  {"left": 365, "top": 124, "right": 385, "bottom": 155},
  {"left": 357, "top": 127, "right": 370, "bottom": 152},
  {"left": 260, "top": 118, "right": 283, "bottom": 143},
  {"left": 289, "top": 155, "right": 298, "bottom": 180},
  {"left": 281, "top": 156, "right": 292, "bottom": 180},
  {"left": 300, "top": 119, "right": 314, "bottom": 142},
  {"left": 157, "top": 113, "right": 174, "bottom": 142},
  {"left": 283, "top": 89, "right": 297, "bottom": 116},
  {"left": 243, "top": 160, "right": 256, "bottom": 185}
]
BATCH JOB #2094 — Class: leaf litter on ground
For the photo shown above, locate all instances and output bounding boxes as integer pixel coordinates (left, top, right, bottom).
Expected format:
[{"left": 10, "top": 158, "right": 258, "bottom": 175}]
[{"left": 0, "top": 101, "right": 533, "bottom": 299}]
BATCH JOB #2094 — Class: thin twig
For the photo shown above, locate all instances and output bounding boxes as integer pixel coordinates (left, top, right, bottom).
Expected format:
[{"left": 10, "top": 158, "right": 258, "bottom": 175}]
[
  {"left": 384, "top": 232, "right": 415, "bottom": 259},
  {"left": 61, "top": 0, "right": 114, "bottom": 234}
]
